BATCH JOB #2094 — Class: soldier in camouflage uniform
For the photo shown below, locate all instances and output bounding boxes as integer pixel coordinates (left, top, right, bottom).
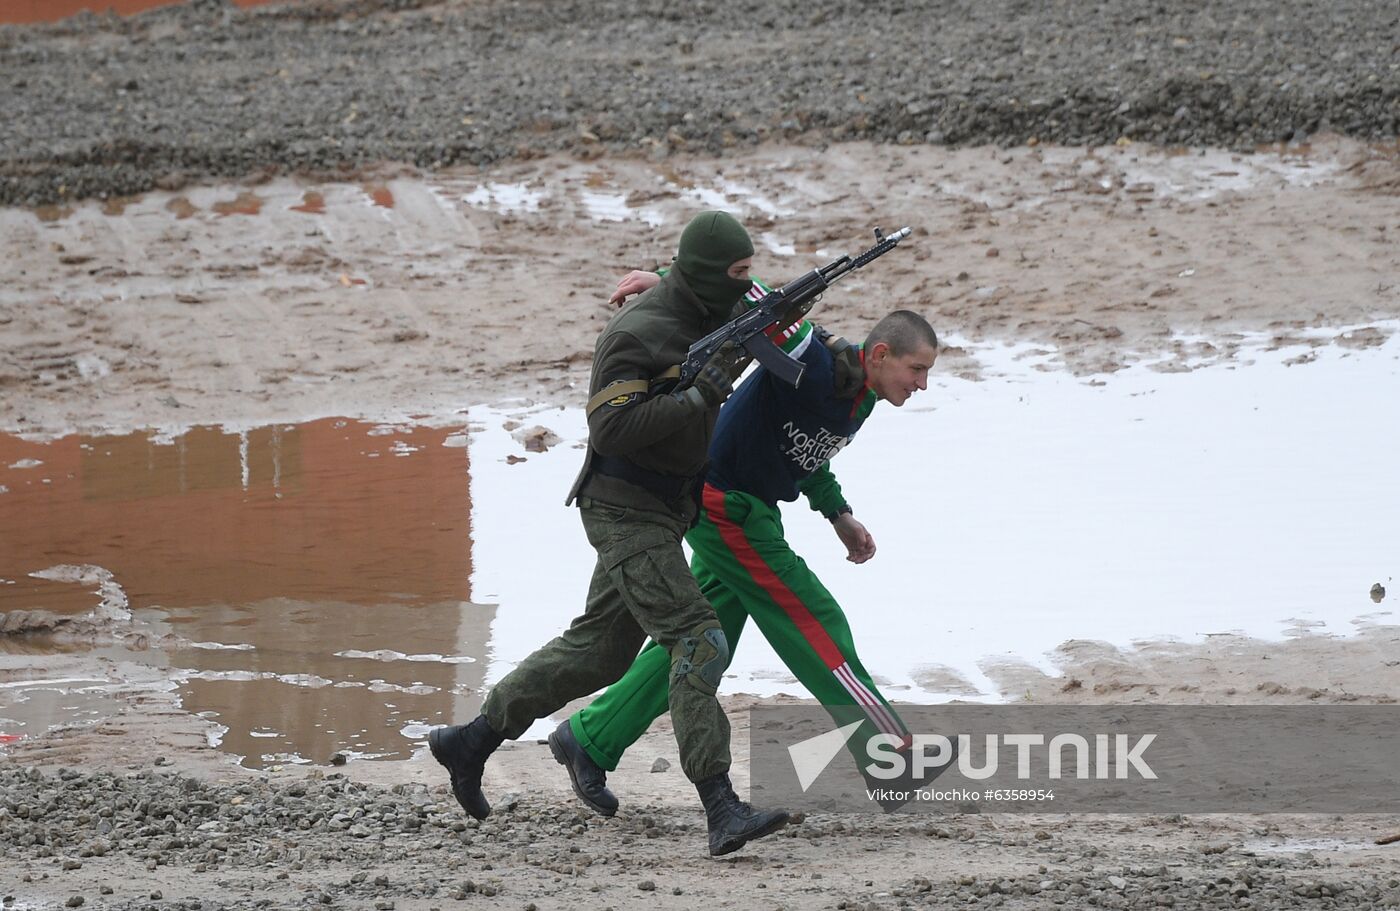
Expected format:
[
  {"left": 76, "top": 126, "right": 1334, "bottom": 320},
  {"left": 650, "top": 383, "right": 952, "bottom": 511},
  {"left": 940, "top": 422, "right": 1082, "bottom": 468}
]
[{"left": 429, "top": 211, "right": 790, "bottom": 857}]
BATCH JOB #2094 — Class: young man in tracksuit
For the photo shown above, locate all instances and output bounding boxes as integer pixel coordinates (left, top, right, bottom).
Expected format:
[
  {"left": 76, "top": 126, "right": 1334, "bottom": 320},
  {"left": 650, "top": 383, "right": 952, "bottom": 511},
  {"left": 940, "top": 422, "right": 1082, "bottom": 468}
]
[
  {"left": 547, "top": 280, "right": 941, "bottom": 816},
  {"left": 429, "top": 211, "right": 790, "bottom": 857}
]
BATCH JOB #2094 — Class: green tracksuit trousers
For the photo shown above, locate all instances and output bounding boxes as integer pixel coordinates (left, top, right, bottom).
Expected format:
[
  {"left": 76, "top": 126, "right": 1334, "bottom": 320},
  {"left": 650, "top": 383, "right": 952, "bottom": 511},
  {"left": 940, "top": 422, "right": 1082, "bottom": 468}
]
[
  {"left": 569, "top": 484, "right": 910, "bottom": 774},
  {"left": 483, "top": 499, "right": 731, "bottom": 782}
]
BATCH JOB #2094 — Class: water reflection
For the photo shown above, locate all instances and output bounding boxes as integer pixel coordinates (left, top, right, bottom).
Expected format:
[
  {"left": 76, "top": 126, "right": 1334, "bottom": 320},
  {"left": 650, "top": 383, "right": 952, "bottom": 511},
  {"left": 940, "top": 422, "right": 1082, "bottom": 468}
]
[
  {"left": 5, "top": 330, "right": 1398, "bottom": 760},
  {"left": 0, "top": 0, "right": 278, "bottom": 25},
  {"left": 163, "top": 597, "right": 493, "bottom": 764},
  {"left": 0, "top": 418, "right": 491, "bottom": 766},
  {"left": 468, "top": 327, "right": 1400, "bottom": 703}
]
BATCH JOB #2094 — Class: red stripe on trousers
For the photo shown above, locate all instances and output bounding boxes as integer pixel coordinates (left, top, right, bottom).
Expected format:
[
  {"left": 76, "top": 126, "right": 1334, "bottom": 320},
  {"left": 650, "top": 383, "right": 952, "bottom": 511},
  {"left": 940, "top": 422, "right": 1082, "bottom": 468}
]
[{"left": 703, "top": 484, "right": 846, "bottom": 669}]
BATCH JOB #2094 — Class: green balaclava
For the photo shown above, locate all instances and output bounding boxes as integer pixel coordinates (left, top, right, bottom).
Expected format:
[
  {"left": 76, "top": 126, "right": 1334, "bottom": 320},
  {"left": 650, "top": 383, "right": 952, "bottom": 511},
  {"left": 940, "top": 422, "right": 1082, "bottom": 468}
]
[{"left": 673, "top": 210, "right": 755, "bottom": 313}]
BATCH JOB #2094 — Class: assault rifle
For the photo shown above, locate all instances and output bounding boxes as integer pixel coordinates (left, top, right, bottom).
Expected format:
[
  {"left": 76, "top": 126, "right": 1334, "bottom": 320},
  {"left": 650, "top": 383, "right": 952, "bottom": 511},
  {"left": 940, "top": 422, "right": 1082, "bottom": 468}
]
[{"left": 676, "top": 226, "right": 912, "bottom": 390}]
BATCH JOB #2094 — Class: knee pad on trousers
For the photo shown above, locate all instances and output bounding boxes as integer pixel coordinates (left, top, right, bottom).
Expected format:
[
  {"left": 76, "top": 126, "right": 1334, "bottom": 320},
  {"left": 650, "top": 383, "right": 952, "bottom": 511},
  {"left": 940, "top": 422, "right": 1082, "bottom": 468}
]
[{"left": 671, "top": 621, "right": 730, "bottom": 695}]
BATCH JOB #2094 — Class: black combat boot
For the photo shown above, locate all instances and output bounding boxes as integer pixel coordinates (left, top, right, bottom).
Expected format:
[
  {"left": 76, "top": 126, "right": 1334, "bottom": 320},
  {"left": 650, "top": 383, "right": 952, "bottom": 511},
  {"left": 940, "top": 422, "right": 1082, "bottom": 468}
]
[
  {"left": 428, "top": 715, "right": 505, "bottom": 820},
  {"left": 547, "top": 720, "right": 619, "bottom": 817},
  {"left": 695, "top": 773, "right": 790, "bottom": 857}
]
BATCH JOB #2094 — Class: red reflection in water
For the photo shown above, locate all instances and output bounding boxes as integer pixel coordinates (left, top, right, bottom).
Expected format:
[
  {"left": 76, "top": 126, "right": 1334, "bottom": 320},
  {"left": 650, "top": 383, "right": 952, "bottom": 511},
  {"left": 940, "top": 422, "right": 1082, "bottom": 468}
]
[
  {"left": 0, "top": 418, "right": 473, "bottom": 609},
  {"left": 212, "top": 191, "right": 262, "bottom": 217},
  {"left": 364, "top": 184, "right": 395, "bottom": 208},
  {"left": 0, "top": 0, "right": 279, "bottom": 24},
  {"left": 0, "top": 418, "right": 485, "bottom": 766},
  {"left": 290, "top": 190, "right": 326, "bottom": 214}
]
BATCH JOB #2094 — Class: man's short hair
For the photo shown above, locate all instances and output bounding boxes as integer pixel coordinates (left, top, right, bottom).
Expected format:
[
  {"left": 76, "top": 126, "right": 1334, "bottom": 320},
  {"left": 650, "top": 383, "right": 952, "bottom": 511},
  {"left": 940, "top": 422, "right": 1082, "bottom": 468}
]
[{"left": 865, "top": 310, "right": 938, "bottom": 357}]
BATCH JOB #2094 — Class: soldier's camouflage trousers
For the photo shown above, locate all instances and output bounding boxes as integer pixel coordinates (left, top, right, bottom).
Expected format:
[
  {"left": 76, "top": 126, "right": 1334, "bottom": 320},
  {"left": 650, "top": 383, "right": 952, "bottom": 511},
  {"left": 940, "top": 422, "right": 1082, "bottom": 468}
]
[
  {"left": 568, "top": 485, "right": 911, "bottom": 777},
  {"left": 482, "top": 499, "right": 731, "bottom": 782}
]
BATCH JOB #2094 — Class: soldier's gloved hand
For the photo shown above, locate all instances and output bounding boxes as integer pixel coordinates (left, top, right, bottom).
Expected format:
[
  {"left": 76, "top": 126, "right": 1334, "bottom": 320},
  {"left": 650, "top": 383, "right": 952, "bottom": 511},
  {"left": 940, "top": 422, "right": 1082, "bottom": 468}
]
[
  {"left": 829, "top": 336, "right": 865, "bottom": 399},
  {"left": 691, "top": 341, "right": 743, "bottom": 407},
  {"left": 832, "top": 344, "right": 864, "bottom": 399}
]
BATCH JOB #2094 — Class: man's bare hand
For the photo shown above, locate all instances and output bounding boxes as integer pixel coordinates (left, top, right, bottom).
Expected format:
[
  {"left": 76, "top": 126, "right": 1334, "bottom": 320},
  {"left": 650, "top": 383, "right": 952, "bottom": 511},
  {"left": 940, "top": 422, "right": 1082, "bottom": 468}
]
[
  {"left": 832, "top": 514, "right": 876, "bottom": 564},
  {"left": 608, "top": 270, "right": 662, "bottom": 306}
]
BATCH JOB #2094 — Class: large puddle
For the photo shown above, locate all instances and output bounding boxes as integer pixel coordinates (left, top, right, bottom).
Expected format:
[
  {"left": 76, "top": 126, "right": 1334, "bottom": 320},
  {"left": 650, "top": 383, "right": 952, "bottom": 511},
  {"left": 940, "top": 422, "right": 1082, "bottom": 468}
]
[
  {"left": 2, "top": 329, "right": 1397, "bottom": 763},
  {"left": 1, "top": 418, "right": 491, "bottom": 765},
  {"left": 471, "top": 327, "right": 1400, "bottom": 705}
]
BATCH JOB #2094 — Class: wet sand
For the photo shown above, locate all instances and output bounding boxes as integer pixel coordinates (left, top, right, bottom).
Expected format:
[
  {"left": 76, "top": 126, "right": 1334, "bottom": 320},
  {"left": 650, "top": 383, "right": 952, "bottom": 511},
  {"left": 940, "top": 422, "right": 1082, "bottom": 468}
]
[
  {"left": 3, "top": 136, "right": 1400, "bottom": 908},
  {"left": 6, "top": 671, "right": 1400, "bottom": 910},
  {"left": 3, "top": 137, "right": 1397, "bottom": 438}
]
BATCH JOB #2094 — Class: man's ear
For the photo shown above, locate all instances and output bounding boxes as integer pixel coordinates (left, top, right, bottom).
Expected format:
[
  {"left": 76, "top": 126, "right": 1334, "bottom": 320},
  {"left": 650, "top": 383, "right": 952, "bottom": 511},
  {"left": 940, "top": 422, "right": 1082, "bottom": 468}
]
[{"left": 867, "top": 341, "right": 892, "bottom": 364}]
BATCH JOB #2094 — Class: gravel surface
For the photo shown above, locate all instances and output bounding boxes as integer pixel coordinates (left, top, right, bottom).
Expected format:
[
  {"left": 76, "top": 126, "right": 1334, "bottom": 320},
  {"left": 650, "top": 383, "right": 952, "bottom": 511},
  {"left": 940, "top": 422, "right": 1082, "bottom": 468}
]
[
  {"left": 2, "top": 0, "right": 1397, "bottom": 206},
  {"left": 5, "top": 766, "right": 1400, "bottom": 910}
]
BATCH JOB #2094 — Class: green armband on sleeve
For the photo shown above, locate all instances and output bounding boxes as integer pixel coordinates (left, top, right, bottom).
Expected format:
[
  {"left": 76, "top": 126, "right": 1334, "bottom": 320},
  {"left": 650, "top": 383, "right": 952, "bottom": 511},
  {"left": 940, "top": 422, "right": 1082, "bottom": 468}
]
[{"left": 798, "top": 463, "right": 848, "bottom": 520}]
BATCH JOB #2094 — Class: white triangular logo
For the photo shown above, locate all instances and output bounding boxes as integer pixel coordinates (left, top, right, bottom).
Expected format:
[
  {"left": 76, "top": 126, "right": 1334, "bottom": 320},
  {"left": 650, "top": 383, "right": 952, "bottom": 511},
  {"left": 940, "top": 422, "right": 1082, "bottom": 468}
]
[{"left": 787, "top": 720, "right": 864, "bottom": 792}]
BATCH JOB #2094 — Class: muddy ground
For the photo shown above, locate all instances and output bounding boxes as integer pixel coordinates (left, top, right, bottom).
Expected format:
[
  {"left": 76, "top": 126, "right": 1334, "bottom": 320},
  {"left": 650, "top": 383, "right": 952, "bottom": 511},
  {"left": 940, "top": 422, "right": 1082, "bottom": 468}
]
[
  {"left": 3, "top": 135, "right": 1399, "bottom": 906},
  {"left": 2, "top": 136, "right": 1398, "bottom": 437},
  {"left": 5, "top": 629, "right": 1400, "bottom": 911}
]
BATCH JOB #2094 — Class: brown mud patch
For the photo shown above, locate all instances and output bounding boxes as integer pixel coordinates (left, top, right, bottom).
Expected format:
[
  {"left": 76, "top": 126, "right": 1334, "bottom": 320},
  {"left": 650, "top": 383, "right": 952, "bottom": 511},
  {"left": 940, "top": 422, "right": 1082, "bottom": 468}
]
[{"left": 2, "top": 137, "right": 1397, "bottom": 438}]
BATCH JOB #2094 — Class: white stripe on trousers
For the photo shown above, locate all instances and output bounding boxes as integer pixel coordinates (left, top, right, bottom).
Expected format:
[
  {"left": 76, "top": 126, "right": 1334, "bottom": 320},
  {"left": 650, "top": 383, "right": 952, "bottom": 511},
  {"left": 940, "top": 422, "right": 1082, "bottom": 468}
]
[{"left": 834, "top": 661, "right": 904, "bottom": 740}]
